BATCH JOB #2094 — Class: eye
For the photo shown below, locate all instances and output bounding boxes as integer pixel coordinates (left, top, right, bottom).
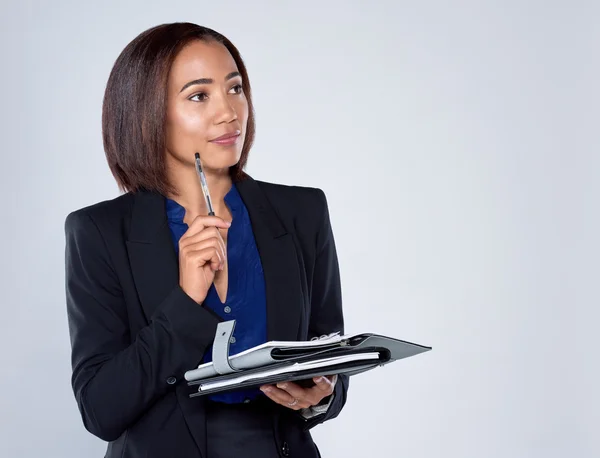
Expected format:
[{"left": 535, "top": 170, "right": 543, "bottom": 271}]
[
  {"left": 230, "top": 84, "right": 243, "bottom": 94},
  {"left": 189, "top": 92, "right": 208, "bottom": 102}
]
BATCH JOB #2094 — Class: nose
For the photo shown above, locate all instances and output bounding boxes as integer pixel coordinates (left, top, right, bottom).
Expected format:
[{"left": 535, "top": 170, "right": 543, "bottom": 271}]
[{"left": 213, "top": 93, "right": 237, "bottom": 125}]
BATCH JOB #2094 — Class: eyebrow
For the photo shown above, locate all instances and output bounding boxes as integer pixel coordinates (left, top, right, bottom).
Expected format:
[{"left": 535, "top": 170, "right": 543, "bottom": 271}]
[{"left": 179, "top": 71, "right": 241, "bottom": 93}]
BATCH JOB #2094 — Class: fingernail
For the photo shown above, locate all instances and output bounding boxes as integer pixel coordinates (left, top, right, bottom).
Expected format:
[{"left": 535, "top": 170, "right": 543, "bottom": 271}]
[
  {"left": 277, "top": 383, "right": 287, "bottom": 389},
  {"left": 314, "top": 377, "right": 324, "bottom": 383},
  {"left": 261, "top": 387, "right": 271, "bottom": 393},
  {"left": 225, "top": 221, "right": 231, "bottom": 226}
]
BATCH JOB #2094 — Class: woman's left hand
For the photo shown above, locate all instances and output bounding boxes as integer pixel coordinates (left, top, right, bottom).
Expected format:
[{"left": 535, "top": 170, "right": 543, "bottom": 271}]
[{"left": 259, "top": 375, "right": 338, "bottom": 410}]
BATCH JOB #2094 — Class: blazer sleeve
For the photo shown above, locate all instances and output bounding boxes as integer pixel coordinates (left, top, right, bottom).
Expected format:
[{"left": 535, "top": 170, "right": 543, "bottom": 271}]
[
  {"left": 64, "top": 210, "right": 221, "bottom": 442},
  {"left": 301, "top": 188, "right": 350, "bottom": 431}
]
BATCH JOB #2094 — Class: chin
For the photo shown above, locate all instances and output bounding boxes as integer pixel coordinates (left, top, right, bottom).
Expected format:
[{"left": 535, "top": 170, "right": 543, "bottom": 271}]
[
  {"left": 201, "top": 147, "right": 242, "bottom": 171},
  {"left": 202, "top": 156, "right": 241, "bottom": 172}
]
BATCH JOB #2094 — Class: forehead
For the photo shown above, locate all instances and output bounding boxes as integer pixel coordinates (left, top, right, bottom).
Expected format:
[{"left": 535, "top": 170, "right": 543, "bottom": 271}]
[{"left": 168, "top": 40, "right": 239, "bottom": 85}]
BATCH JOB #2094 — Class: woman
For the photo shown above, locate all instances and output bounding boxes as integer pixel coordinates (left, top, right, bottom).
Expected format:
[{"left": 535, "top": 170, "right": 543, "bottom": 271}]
[{"left": 64, "top": 22, "right": 348, "bottom": 458}]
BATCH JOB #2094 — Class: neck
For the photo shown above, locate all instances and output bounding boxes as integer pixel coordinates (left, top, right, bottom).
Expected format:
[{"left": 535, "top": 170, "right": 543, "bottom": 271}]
[{"left": 165, "top": 157, "right": 233, "bottom": 222}]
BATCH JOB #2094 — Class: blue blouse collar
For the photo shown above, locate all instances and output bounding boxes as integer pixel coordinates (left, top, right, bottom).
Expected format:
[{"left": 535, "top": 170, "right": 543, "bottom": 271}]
[{"left": 165, "top": 183, "right": 241, "bottom": 224}]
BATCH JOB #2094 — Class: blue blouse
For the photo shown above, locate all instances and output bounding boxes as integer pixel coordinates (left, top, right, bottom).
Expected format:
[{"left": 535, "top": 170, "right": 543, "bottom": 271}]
[{"left": 165, "top": 183, "right": 267, "bottom": 404}]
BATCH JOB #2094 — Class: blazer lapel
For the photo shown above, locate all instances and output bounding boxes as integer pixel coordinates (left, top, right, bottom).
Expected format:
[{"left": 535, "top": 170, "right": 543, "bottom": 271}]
[
  {"left": 126, "top": 189, "right": 179, "bottom": 323},
  {"left": 236, "top": 176, "right": 305, "bottom": 342}
]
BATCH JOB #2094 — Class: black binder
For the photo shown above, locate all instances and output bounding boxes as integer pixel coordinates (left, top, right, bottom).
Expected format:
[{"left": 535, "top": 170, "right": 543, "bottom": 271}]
[{"left": 185, "top": 321, "right": 431, "bottom": 397}]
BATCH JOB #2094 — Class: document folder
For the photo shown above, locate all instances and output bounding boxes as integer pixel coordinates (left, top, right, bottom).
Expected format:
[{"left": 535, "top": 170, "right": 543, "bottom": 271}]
[{"left": 185, "top": 320, "right": 431, "bottom": 397}]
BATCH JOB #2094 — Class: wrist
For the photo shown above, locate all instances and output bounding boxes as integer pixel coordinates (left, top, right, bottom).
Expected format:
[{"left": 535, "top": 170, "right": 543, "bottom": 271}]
[{"left": 179, "top": 284, "right": 206, "bottom": 305}]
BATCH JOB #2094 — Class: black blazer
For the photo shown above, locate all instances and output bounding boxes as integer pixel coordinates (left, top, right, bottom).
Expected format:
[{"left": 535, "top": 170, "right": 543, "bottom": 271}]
[{"left": 64, "top": 175, "right": 349, "bottom": 458}]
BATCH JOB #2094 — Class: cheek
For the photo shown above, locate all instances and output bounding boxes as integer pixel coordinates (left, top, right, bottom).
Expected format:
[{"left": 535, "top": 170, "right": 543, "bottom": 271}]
[
  {"left": 166, "top": 108, "right": 208, "bottom": 149},
  {"left": 173, "top": 110, "right": 205, "bottom": 135},
  {"left": 235, "top": 97, "right": 249, "bottom": 127}
]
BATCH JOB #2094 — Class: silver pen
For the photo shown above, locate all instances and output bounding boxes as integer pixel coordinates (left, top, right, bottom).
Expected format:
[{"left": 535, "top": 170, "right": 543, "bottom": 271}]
[{"left": 194, "top": 152, "right": 215, "bottom": 216}]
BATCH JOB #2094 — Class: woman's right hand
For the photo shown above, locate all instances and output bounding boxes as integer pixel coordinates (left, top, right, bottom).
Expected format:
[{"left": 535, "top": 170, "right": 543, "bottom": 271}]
[{"left": 178, "top": 215, "right": 231, "bottom": 304}]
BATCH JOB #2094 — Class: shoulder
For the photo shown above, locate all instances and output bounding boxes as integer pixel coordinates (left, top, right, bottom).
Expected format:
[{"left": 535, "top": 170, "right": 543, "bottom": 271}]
[
  {"left": 247, "top": 178, "right": 334, "bottom": 244},
  {"left": 253, "top": 179, "right": 328, "bottom": 216},
  {"left": 248, "top": 178, "right": 336, "bottom": 255},
  {"left": 64, "top": 192, "right": 134, "bottom": 235}
]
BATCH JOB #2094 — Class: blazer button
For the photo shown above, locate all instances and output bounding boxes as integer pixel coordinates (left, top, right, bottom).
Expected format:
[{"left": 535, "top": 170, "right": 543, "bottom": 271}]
[
  {"left": 166, "top": 376, "right": 177, "bottom": 385},
  {"left": 281, "top": 441, "right": 290, "bottom": 457}
]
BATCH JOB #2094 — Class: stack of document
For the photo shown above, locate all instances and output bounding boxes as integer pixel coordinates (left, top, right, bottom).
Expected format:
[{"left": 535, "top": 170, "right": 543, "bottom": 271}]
[{"left": 185, "top": 320, "right": 431, "bottom": 397}]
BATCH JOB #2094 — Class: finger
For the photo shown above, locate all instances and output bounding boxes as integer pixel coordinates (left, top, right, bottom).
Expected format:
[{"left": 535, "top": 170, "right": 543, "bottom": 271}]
[
  {"left": 261, "top": 385, "right": 294, "bottom": 405},
  {"left": 260, "top": 385, "right": 292, "bottom": 407},
  {"left": 260, "top": 386, "right": 309, "bottom": 410},
  {"left": 260, "top": 387, "right": 295, "bottom": 409},
  {"left": 276, "top": 382, "right": 317, "bottom": 406},
  {"left": 181, "top": 227, "right": 227, "bottom": 270},
  {"left": 260, "top": 385, "right": 281, "bottom": 404},
  {"left": 180, "top": 226, "right": 226, "bottom": 253},
  {"left": 181, "top": 216, "right": 230, "bottom": 241},
  {"left": 181, "top": 234, "right": 226, "bottom": 269},
  {"left": 311, "top": 376, "right": 335, "bottom": 394},
  {"left": 189, "top": 215, "right": 231, "bottom": 232},
  {"left": 185, "top": 247, "right": 223, "bottom": 272},
  {"left": 180, "top": 226, "right": 220, "bottom": 246}
]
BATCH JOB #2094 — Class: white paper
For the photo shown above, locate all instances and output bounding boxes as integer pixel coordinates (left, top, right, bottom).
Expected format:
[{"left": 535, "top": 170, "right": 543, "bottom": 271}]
[
  {"left": 200, "top": 331, "right": 344, "bottom": 367},
  {"left": 198, "top": 352, "right": 380, "bottom": 391}
]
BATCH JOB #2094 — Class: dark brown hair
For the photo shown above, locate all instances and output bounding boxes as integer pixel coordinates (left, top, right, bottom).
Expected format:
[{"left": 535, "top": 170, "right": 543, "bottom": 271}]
[{"left": 102, "top": 22, "right": 255, "bottom": 196}]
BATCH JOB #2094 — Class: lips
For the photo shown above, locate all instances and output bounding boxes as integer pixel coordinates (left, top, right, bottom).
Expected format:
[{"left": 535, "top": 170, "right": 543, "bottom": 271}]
[{"left": 210, "top": 130, "right": 241, "bottom": 142}]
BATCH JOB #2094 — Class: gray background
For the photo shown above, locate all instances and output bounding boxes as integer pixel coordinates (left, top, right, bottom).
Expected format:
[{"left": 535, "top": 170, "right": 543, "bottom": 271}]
[{"left": 1, "top": 1, "right": 598, "bottom": 457}]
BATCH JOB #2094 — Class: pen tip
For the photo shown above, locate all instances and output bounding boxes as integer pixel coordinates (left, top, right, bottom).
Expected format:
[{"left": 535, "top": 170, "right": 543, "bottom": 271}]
[{"left": 195, "top": 152, "right": 200, "bottom": 160}]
